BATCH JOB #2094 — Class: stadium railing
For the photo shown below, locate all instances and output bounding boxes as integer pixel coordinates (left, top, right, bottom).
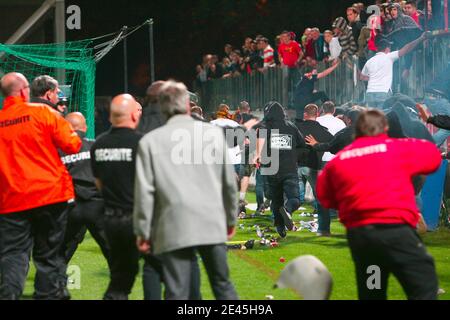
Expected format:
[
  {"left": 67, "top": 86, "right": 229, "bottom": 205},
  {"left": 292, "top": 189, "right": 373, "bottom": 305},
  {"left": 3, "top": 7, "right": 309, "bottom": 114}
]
[{"left": 195, "top": 34, "right": 450, "bottom": 113}]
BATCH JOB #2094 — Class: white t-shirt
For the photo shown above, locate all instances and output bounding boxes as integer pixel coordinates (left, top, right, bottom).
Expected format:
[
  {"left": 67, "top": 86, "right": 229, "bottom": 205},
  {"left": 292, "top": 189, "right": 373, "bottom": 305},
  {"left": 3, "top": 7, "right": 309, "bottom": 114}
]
[
  {"left": 317, "top": 114, "right": 347, "bottom": 162},
  {"left": 327, "top": 37, "right": 342, "bottom": 61},
  {"left": 210, "top": 118, "right": 242, "bottom": 165},
  {"left": 361, "top": 51, "right": 399, "bottom": 93}
]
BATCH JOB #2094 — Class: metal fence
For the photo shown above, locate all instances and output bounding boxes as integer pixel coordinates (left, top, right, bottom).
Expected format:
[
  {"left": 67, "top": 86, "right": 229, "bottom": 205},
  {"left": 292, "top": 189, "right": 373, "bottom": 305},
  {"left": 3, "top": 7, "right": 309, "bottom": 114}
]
[{"left": 195, "top": 34, "right": 450, "bottom": 114}]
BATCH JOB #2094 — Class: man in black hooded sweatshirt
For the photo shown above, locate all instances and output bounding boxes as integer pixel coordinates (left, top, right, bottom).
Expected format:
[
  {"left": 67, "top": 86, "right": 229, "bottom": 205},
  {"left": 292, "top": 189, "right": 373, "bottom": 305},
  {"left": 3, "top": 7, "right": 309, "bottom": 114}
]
[{"left": 254, "top": 101, "right": 306, "bottom": 238}]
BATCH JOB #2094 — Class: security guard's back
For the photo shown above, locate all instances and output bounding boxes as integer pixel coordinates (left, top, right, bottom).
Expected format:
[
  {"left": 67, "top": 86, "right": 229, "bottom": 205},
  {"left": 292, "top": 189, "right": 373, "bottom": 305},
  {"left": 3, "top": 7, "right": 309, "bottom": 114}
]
[{"left": 0, "top": 72, "right": 82, "bottom": 300}]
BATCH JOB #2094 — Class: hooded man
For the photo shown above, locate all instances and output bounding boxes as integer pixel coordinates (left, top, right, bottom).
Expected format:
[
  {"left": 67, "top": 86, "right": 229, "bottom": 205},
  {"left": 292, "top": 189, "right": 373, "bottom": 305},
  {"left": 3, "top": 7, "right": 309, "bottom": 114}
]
[{"left": 254, "top": 102, "right": 306, "bottom": 238}]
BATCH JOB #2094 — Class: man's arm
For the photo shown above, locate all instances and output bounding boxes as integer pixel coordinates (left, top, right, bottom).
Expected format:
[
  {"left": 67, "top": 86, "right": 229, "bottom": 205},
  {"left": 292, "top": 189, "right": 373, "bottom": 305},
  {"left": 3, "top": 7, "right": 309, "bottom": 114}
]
[
  {"left": 133, "top": 140, "right": 156, "bottom": 245},
  {"left": 48, "top": 108, "right": 82, "bottom": 154},
  {"left": 317, "top": 59, "right": 340, "bottom": 79},
  {"left": 398, "top": 32, "right": 428, "bottom": 58}
]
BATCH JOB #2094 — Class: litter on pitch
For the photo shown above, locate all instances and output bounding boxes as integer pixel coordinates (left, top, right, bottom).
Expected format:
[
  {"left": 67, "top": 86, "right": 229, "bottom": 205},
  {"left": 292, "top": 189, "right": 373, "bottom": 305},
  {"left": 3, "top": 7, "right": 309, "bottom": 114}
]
[{"left": 296, "top": 220, "right": 319, "bottom": 233}]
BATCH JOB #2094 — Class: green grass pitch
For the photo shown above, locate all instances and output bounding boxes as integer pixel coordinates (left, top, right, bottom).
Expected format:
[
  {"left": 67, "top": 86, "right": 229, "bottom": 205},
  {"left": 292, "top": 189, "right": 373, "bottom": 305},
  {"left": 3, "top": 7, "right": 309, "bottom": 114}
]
[{"left": 23, "top": 193, "right": 450, "bottom": 300}]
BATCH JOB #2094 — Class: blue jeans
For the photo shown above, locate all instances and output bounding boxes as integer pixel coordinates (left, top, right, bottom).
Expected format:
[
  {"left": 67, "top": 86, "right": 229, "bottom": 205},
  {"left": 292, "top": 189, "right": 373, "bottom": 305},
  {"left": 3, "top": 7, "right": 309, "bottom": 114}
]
[
  {"left": 255, "top": 169, "right": 270, "bottom": 209},
  {"left": 424, "top": 97, "right": 450, "bottom": 147},
  {"left": 298, "top": 167, "right": 317, "bottom": 210},
  {"left": 267, "top": 173, "right": 300, "bottom": 229},
  {"left": 298, "top": 167, "right": 331, "bottom": 233},
  {"left": 365, "top": 92, "right": 391, "bottom": 110}
]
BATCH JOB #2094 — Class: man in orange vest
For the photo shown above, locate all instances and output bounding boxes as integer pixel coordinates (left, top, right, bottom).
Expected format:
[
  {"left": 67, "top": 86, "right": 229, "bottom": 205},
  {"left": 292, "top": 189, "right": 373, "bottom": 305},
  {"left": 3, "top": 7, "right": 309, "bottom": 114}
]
[{"left": 0, "top": 72, "right": 82, "bottom": 300}]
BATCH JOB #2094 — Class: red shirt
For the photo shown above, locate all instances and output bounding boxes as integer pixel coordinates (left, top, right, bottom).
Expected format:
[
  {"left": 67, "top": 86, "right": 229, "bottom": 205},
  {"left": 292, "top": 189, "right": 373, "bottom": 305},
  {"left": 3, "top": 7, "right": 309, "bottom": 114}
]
[
  {"left": 278, "top": 41, "right": 302, "bottom": 68},
  {"left": 410, "top": 12, "right": 421, "bottom": 27},
  {"left": 317, "top": 135, "right": 441, "bottom": 230},
  {"left": 0, "top": 96, "right": 82, "bottom": 214}
]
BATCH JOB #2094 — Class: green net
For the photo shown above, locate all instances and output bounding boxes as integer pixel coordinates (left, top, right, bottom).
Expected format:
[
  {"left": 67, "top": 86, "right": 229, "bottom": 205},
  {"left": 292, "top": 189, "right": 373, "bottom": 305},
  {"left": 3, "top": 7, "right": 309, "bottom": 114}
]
[{"left": 0, "top": 40, "right": 96, "bottom": 138}]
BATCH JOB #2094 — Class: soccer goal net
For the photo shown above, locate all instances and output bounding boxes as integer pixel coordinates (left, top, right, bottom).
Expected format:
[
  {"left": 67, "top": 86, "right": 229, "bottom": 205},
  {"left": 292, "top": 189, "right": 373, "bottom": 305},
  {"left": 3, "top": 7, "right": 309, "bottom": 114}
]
[{"left": 0, "top": 40, "right": 96, "bottom": 138}]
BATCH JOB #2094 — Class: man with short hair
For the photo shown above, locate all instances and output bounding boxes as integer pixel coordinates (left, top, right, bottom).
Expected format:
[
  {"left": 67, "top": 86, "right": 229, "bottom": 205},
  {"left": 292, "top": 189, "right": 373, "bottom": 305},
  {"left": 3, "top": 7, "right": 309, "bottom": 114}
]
[
  {"left": 0, "top": 72, "right": 82, "bottom": 300},
  {"left": 91, "top": 94, "right": 143, "bottom": 300},
  {"left": 257, "top": 37, "right": 276, "bottom": 69},
  {"left": 133, "top": 80, "right": 239, "bottom": 300},
  {"left": 30, "top": 75, "right": 67, "bottom": 115},
  {"left": 296, "top": 104, "right": 334, "bottom": 236},
  {"left": 360, "top": 32, "right": 428, "bottom": 109},
  {"left": 317, "top": 101, "right": 347, "bottom": 163},
  {"left": 317, "top": 109, "right": 441, "bottom": 300},
  {"left": 405, "top": 0, "right": 422, "bottom": 27},
  {"left": 278, "top": 31, "right": 303, "bottom": 68},
  {"left": 347, "top": 7, "right": 363, "bottom": 49},
  {"left": 278, "top": 31, "right": 303, "bottom": 108}
]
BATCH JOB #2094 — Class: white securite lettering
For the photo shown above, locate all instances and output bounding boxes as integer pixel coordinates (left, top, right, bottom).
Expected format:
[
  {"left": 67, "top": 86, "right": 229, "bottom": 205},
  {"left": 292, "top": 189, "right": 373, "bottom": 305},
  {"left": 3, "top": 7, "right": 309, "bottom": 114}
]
[
  {"left": 95, "top": 149, "right": 133, "bottom": 162},
  {"left": 340, "top": 144, "right": 387, "bottom": 161},
  {"left": 61, "top": 151, "right": 91, "bottom": 164}
]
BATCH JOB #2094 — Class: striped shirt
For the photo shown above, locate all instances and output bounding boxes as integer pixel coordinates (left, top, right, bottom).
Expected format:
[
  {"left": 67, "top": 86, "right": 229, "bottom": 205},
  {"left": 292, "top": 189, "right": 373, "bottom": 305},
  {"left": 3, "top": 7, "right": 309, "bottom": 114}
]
[{"left": 263, "top": 45, "right": 275, "bottom": 68}]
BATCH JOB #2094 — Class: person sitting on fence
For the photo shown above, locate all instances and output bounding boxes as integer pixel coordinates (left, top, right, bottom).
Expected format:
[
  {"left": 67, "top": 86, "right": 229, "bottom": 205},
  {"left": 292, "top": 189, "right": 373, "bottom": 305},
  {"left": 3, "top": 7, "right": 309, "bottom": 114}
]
[{"left": 293, "top": 59, "right": 341, "bottom": 120}]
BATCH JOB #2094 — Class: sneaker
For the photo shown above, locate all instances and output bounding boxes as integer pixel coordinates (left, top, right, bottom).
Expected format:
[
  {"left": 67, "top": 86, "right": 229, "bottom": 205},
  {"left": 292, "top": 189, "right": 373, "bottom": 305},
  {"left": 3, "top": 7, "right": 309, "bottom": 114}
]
[
  {"left": 279, "top": 207, "right": 294, "bottom": 231},
  {"left": 239, "top": 201, "right": 247, "bottom": 215},
  {"left": 317, "top": 232, "right": 332, "bottom": 237},
  {"left": 276, "top": 226, "right": 287, "bottom": 239}
]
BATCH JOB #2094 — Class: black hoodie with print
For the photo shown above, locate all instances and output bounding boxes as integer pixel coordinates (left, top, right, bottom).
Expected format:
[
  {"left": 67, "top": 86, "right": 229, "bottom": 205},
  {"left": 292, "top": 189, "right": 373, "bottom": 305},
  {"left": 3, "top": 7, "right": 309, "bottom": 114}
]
[{"left": 258, "top": 101, "right": 306, "bottom": 176}]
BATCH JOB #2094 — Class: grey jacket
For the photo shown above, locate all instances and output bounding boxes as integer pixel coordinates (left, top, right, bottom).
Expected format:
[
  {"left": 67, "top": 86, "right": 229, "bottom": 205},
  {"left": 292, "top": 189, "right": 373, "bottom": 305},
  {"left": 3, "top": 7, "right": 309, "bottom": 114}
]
[{"left": 133, "top": 114, "right": 238, "bottom": 255}]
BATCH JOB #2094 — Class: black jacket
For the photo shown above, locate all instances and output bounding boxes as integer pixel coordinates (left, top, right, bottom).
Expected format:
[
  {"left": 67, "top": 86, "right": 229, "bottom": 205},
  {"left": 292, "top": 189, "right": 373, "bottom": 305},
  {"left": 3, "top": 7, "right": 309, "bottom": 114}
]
[
  {"left": 137, "top": 103, "right": 167, "bottom": 134},
  {"left": 60, "top": 131, "right": 100, "bottom": 201},
  {"left": 295, "top": 120, "right": 334, "bottom": 170},
  {"left": 313, "top": 126, "right": 354, "bottom": 155},
  {"left": 428, "top": 115, "right": 450, "bottom": 131}
]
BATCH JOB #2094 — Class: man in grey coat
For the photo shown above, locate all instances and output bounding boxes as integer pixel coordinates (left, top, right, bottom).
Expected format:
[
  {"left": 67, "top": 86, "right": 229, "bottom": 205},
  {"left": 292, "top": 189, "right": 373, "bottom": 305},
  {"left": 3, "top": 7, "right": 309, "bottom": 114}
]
[{"left": 133, "top": 80, "right": 239, "bottom": 300}]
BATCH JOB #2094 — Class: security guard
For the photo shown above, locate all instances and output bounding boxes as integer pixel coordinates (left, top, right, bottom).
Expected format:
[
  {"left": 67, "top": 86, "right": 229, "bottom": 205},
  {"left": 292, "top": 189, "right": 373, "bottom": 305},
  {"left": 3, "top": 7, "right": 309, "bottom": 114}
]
[
  {"left": 58, "top": 112, "right": 111, "bottom": 299},
  {"left": 90, "top": 94, "right": 143, "bottom": 300},
  {"left": 0, "top": 72, "right": 81, "bottom": 300}
]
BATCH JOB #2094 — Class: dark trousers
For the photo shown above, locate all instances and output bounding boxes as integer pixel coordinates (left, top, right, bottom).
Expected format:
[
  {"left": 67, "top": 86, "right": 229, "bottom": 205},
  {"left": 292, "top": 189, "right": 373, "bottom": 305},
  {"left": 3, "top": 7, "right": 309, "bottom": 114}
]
[
  {"left": 0, "top": 202, "right": 68, "bottom": 300},
  {"left": 143, "top": 254, "right": 202, "bottom": 300},
  {"left": 58, "top": 198, "right": 111, "bottom": 287},
  {"left": 160, "top": 244, "right": 238, "bottom": 300},
  {"left": 103, "top": 209, "right": 139, "bottom": 300},
  {"left": 347, "top": 224, "right": 439, "bottom": 300},
  {"left": 267, "top": 174, "right": 301, "bottom": 228}
]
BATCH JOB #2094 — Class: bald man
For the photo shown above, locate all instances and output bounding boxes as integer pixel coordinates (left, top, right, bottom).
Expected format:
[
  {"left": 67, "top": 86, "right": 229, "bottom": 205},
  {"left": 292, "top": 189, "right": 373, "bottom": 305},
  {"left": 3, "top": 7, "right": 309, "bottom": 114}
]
[
  {"left": 0, "top": 72, "right": 81, "bottom": 300},
  {"left": 58, "top": 112, "right": 111, "bottom": 299},
  {"left": 90, "top": 94, "right": 143, "bottom": 300}
]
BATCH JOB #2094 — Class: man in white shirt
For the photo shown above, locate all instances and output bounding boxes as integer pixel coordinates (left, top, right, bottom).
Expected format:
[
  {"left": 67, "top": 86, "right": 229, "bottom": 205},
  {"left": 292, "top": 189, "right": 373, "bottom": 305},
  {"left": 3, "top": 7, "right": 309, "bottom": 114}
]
[
  {"left": 324, "top": 30, "right": 342, "bottom": 61},
  {"left": 360, "top": 33, "right": 428, "bottom": 109},
  {"left": 317, "top": 101, "right": 346, "bottom": 162}
]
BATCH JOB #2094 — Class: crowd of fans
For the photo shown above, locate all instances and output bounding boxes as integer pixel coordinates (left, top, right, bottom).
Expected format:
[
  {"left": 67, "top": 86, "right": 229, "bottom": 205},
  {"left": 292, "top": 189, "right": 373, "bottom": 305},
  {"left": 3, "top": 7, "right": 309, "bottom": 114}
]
[{"left": 195, "top": 0, "right": 443, "bottom": 84}]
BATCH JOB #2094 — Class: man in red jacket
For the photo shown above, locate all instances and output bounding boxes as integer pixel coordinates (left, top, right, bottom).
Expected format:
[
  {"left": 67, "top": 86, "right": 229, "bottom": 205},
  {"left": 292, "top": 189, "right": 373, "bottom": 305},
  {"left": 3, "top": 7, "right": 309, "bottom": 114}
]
[
  {"left": 0, "top": 72, "right": 81, "bottom": 300},
  {"left": 317, "top": 109, "right": 441, "bottom": 300}
]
